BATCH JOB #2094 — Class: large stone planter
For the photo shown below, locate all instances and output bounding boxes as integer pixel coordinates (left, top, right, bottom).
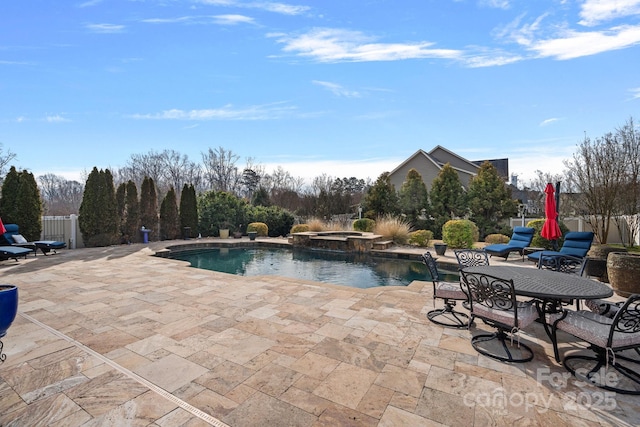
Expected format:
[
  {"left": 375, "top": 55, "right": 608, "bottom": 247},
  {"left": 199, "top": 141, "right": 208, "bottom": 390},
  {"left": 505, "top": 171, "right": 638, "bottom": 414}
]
[
  {"left": 586, "top": 245, "right": 627, "bottom": 282},
  {"left": 607, "top": 252, "right": 640, "bottom": 297}
]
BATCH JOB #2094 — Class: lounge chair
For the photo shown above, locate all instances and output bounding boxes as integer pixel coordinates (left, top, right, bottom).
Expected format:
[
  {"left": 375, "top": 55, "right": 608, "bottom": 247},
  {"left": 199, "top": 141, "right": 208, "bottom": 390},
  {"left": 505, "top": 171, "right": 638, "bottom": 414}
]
[
  {"left": 0, "top": 246, "right": 32, "bottom": 262},
  {"left": 483, "top": 226, "right": 535, "bottom": 260},
  {"left": 1, "top": 223, "right": 66, "bottom": 256},
  {"left": 527, "top": 231, "right": 594, "bottom": 263}
]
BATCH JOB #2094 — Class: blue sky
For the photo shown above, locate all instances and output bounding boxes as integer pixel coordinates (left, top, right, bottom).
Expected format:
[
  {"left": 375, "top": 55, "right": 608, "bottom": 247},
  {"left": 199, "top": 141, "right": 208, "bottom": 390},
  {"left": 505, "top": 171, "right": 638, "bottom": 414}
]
[{"left": 2, "top": 0, "right": 640, "bottom": 187}]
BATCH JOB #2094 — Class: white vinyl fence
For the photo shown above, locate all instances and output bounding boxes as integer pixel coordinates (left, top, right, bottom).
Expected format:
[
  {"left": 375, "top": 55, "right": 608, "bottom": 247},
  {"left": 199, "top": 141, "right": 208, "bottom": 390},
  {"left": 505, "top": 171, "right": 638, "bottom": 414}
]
[{"left": 42, "top": 215, "right": 82, "bottom": 249}]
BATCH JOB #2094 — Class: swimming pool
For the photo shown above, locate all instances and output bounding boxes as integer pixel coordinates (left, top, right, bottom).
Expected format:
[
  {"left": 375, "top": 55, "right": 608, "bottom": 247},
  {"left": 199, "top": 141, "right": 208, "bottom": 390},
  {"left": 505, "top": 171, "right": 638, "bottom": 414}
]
[{"left": 168, "top": 247, "right": 460, "bottom": 289}]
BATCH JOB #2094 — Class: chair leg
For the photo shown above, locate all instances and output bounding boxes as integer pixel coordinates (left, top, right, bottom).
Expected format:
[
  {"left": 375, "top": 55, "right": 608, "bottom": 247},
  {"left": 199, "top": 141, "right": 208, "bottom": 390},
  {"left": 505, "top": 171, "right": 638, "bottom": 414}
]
[
  {"left": 471, "top": 329, "right": 533, "bottom": 363},
  {"left": 564, "top": 348, "right": 640, "bottom": 395},
  {"left": 427, "top": 300, "right": 469, "bottom": 328}
]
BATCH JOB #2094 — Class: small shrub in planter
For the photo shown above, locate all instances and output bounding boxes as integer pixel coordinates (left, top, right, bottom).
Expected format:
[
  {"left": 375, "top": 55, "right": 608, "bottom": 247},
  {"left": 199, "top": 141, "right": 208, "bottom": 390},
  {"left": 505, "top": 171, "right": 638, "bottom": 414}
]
[
  {"left": 353, "top": 218, "right": 375, "bottom": 232},
  {"left": 484, "top": 233, "right": 509, "bottom": 244},
  {"left": 247, "top": 222, "right": 268, "bottom": 236},
  {"left": 442, "top": 219, "right": 479, "bottom": 249},
  {"left": 290, "top": 224, "right": 310, "bottom": 233},
  {"left": 409, "top": 229, "right": 433, "bottom": 247}
]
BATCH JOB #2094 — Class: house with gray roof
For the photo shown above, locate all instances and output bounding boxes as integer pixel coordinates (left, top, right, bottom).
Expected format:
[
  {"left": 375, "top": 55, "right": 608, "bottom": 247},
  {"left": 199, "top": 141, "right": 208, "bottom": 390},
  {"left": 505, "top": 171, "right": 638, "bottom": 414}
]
[{"left": 388, "top": 146, "right": 509, "bottom": 191}]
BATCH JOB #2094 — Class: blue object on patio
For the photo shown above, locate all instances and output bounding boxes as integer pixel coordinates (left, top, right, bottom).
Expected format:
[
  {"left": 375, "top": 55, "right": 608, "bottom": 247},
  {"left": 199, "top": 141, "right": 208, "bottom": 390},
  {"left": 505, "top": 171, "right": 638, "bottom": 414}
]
[
  {"left": 483, "top": 226, "right": 535, "bottom": 260},
  {"left": 0, "top": 284, "right": 18, "bottom": 363},
  {"left": 527, "top": 231, "right": 594, "bottom": 262},
  {"left": 1, "top": 223, "right": 66, "bottom": 255},
  {"left": 0, "top": 246, "right": 32, "bottom": 262}
]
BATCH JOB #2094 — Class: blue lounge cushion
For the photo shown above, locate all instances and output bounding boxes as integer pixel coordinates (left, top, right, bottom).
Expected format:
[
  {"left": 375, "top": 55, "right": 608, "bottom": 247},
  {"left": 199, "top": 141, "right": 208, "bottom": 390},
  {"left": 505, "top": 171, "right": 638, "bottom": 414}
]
[
  {"left": 484, "top": 226, "right": 535, "bottom": 258},
  {"left": 2, "top": 224, "right": 19, "bottom": 244},
  {"left": 527, "top": 231, "right": 594, "bottom": 261},
  {"left": 0, "top": 245, "right": 32, "bottom": 261}
]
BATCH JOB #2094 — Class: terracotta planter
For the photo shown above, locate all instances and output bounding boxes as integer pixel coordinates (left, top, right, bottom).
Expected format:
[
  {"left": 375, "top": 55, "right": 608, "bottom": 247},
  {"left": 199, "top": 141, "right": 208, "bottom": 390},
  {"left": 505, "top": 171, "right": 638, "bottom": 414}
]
[{"left": 607, "top": 252, "right": 640, "bottom": 297}]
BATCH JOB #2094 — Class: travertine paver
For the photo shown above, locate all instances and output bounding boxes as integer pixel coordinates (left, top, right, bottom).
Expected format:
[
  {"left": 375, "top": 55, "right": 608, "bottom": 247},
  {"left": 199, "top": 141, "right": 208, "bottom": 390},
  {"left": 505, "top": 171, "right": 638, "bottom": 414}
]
[{"left": 0, "top": 239, "right": 637, "bottom": 426}]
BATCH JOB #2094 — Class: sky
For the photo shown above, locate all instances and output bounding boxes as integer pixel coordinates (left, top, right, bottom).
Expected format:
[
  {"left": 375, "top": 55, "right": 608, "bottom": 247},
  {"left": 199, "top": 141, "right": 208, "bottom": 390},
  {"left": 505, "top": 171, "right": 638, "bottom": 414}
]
[{"left": 2, "top": 0, "right": 640, "bottom": 188}]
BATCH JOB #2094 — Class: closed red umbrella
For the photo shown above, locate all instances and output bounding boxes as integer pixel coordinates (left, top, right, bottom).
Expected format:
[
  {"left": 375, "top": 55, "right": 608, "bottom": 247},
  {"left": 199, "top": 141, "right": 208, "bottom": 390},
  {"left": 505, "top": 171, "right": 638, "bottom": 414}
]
[
  {"left": 0, "top": 217, "right": 5, "bottom": 235},
  {"left": 541, "top": 183, "right": 562, "bottom": 242}
]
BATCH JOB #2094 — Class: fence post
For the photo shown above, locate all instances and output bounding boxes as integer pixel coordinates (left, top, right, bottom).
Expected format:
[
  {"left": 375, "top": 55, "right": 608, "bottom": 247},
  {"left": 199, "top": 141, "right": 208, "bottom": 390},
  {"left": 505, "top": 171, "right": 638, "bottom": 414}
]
[{"left": 70, "top": 214, "right": 77, "bottom": 249}]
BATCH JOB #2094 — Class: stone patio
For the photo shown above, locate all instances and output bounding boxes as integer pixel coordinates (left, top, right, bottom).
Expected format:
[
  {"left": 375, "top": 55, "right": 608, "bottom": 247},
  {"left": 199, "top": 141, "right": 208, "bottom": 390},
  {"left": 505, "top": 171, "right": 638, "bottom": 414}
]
[{"left": 0, "top": 239, "right": 637, "bottom": 426}]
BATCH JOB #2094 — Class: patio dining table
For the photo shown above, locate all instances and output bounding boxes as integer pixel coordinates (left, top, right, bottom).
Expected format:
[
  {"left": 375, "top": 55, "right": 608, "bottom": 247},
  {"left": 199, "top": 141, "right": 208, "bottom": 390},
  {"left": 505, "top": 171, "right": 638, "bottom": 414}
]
[{"left": 461, "top": 265, "right": 613, "bottom": 340}]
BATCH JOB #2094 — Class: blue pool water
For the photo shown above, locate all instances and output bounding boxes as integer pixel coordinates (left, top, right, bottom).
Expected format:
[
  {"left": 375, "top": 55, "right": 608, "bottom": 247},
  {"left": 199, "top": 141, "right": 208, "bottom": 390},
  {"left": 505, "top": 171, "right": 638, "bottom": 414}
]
[{"left": 169, "top": 247, "right": 460, "bottom": 289}]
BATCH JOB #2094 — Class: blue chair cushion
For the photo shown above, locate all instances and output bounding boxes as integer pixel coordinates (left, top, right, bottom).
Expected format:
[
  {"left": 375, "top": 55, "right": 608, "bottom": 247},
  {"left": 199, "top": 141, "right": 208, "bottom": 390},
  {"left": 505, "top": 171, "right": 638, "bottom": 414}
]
[
  {"left": 484, "top": 227, "right": 535, "bottom": 258},
  {"left": 528, "top": 231, "right": 594, "bottom": 261}
]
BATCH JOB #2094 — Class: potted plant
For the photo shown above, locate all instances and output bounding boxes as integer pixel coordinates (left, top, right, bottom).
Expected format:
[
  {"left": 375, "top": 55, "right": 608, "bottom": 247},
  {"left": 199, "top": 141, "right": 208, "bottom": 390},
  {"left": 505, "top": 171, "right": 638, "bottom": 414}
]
[
  {"left": 233, "top": 224, "right": 244, "bottom": 239},
  {"left": 0, "top": 285, "right": 18, "bottom": 363},
  {"left": 434, "top": 242, "right": 447, "bottom": 256},
  {"left": 219, "top": 222, "right": 232, "bottom": 239}
]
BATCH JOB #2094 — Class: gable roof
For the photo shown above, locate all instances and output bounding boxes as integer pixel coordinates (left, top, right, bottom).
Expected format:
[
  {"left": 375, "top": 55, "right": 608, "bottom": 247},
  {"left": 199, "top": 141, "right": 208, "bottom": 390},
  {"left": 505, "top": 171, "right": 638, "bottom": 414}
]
[
  {"left": 428, "top": 145, "right": 481, "bottom": 173},
  {"left": 390, "top": 149, "right": 442, "bottom": 176}
]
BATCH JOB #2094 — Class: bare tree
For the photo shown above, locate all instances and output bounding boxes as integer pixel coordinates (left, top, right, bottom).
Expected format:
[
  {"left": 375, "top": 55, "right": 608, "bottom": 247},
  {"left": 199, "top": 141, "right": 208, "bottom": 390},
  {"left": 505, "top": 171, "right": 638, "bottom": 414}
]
[
  {"left": 0, "top": 143, "right": 17, "bottom": 185},
  {"left": 38, "top": 173, "right": 83, "bottom": 215},
  {"left": 614, "top": 118, "right": 640, "bottom": 246},
  {"left": 159, "top": 149, "right": 201, "bottom": 199},
  {"left": 201, "top": 147, "right": 241, "bottom": 193},
  {"left": 564, "top": 130, "right": 628, "bottom": 244}
]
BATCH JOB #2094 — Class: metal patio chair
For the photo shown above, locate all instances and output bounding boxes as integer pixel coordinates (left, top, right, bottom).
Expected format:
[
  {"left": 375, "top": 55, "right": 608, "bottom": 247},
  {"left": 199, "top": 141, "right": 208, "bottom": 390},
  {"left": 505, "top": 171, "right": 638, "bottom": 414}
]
[{"left": 422, "top": 251, "right": 469, "bottom": 328}]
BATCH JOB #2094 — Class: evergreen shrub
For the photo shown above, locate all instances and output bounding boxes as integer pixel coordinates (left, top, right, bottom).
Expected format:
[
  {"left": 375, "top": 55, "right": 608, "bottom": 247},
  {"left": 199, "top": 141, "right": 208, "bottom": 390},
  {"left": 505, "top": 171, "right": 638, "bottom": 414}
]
[
  {"left": 247, "top": 205, "right": 294, "bottom": 237},
  {"left": 290, "top": 224, "right": 309, "bottom": 233},
  {"left": 442, "top": 219, "right": 479, "bottom": 249},
  {"left": 353, "top": 218, "right": 375, "bottom": 232},
  {"left": 527, "top": 219, "right": 569, "bottom": 249},
  {"left": 484, "top": 233, "right": 509, "bottom": 244},
  {"left": 247, "top": 222, "right": 268, "bottom": 236},
  {"left": 409, "top": 229, "right": 433, "bottom": 247}
]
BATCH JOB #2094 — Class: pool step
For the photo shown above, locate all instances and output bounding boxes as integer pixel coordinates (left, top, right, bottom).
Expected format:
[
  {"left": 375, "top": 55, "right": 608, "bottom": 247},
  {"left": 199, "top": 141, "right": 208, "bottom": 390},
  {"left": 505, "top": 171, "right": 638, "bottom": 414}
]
[{"left": 373, "top": 240, "right": 394, "bottom": 250}]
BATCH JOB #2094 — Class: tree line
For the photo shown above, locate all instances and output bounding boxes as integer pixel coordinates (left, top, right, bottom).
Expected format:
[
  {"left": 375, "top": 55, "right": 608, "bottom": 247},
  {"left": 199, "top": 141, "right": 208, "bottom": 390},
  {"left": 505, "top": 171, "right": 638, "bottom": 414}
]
[{"left": 1, "top": 116, "right": 638, "bottom": 245}]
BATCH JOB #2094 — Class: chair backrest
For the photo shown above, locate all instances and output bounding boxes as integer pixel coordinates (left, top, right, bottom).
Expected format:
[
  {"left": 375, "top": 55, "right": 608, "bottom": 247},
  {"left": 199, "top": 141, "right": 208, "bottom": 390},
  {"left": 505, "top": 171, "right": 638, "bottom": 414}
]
[
  {"left": 559, "top": 231, "right": 594, "bottom": 258},
  {"left": 1, "top": 224, "right": 19, "bottom": 244},
  {"left": 454, "top": 249, "right": 490, "bottom": 268},
  {"left": 537, "top": 254, "right": 587, "bottom": 275},
  {"left": 460, "top": 270, "right": 519, "bottom": 326},
  {"left": 608, "top": 294, "right": 640, "bottom": 347},
  {"left": 421, "top": 252, "right": 440, "bottom": 284},
  {"left": 508, "top": 227, "right": 535, "bottom": 249}
]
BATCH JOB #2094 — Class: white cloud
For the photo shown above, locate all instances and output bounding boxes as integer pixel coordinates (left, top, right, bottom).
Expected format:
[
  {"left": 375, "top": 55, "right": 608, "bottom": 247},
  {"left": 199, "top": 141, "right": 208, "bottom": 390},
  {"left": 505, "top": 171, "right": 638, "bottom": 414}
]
[
  {"left": 312, "top": 80, "right": 360, "bottom": 98},
  {"left": 197, "top": 0, "right": 310, "bottom": 15},
  {"left": 213, "top": 14, "right": 256, "bottom": 25},
  {"left": 271, "top": 28, "right": 462, "bottom": 63},
  {"left": 142, "top": 14, "right": 255, "bottom": 25},
  {"left": 630, "top": 87, "right": 640, "bottom": 98},
  {"left": 540, "top": 118, "right": 560, "bottom": 126},
  {"left": 78, "top": 0, "right": 103, "bottom": 7},
  {"left": 129, "top": 102, "right": 297, "bottom": 120},
  {"left": 579, "top": 0, "right": 640, "bottom": 26},
  {"left": 85, "top": 23, "right": 125, "bottom": 33},
  {"left": 480, "top": 0, "right": 511, "bottom": 10},
  {"left": 529, "top": 24, "right": 640, "bottom": 59},
  {"left": 45, "top": 114, "right": 71, "bottom": 123}
]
